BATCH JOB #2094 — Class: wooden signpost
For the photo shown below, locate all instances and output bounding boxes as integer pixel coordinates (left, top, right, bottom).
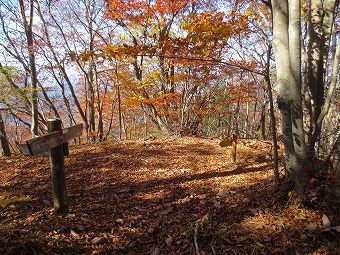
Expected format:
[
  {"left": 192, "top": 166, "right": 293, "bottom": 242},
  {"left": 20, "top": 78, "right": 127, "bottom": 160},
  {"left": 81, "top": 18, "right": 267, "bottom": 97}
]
[
  {"left": 219, "top": 131, "right": 238, "bottom": 162},
  {"left": 20, "top": 119, "right": 83, "bottom": 214}
]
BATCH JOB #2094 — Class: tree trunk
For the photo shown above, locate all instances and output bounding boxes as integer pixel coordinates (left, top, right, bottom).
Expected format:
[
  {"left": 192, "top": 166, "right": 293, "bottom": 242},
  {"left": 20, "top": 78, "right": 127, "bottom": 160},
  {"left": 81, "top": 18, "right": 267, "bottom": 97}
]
[
  {"left": 257, "top": 101, "right": 267, "bottom": 140},
  {"left": 289, "top": 0, "right": 308, "bottom": 193},
  {"left": 43, "top": 2, "right": 90, "bottom": 132},
  {"left": 266, "top": 45, "right": 279, "bottom": 183},
  {"left": 87, "top": 13, "right": 96, "bottom": 141},
  {"left": 18, "top": 0, "right": 39, "bottom": 137},
  {"left": 326, "top": 133, "right": 340, "bottom": 207},
  {"left": 272, "top": 0, "right": 307, "bottom": 193},
  {"left": 115, "top": 62, "right": 123, "bottom": 140},
  {"left": 0, "top": 112, "right": 11, "bottom": 157},
  {"left": 272, "top": 0, "right": 293, "bottom": 173},
  {"left": 306, "top": 0, "right": 339, "bottom": 158}
]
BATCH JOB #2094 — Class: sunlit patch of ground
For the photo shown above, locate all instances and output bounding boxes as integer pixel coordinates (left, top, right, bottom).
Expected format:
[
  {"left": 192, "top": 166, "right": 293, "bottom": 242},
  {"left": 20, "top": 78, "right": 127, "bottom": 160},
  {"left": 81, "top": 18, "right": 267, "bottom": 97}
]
[{"left": 0, "top": 136, "right": 339, "bottom": 254}]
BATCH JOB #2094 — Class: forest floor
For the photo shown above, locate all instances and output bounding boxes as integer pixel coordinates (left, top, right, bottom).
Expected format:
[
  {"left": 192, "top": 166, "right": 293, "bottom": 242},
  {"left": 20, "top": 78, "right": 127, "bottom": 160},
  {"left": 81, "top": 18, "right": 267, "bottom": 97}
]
[{"left": 0, "top": 136, "right": 339, "bottom": 255}]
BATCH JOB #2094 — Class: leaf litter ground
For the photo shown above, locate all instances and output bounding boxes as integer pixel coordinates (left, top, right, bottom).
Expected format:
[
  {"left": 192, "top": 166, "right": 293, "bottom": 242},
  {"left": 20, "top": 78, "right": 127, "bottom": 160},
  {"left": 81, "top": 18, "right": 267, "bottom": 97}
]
[{"left": 0, "top": 136, "right": 339, "bottom": 254}]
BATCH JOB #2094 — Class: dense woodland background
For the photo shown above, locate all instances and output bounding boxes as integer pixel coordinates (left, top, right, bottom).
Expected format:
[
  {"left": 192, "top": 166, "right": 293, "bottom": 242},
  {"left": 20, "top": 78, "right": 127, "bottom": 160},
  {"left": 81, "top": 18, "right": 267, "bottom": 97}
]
[{"left": 0, "top": 0, "right": 339, "bottom": 195}]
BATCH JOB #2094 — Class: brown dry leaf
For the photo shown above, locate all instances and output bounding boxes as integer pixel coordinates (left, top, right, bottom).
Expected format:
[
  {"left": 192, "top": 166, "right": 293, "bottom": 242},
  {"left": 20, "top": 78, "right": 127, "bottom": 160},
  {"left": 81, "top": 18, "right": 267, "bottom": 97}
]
[
  {"left": 91, "top": 236, "right": 109, "bottom": 244},
  {"left": 243, "top": 198, "right": 250, "bottom": 203},
  {"left": 216, "top": 190, "right": 229, "bottom": 197},
  {"left": 323, "top": 225, "right": 340, "bottom": 232},
  {"left": 214, "top": 201, "right": 223, "bottom": 208},
  {"left": 1, "top": 137, "right": 339, "bottom": 255},
  {"left": 163, "top": 202, "right": 172, "bottom": 208},
  {"left": 70, "top": 230, "right": 81, "bottom": 239},
  {"left": 76, "top": 225, "right": 85, "bottom": 231},
  {"left": 332, "top": 225, "right": 340, "bottom": 232},
  {"left": 304, "top": 223, "right": 318, "bottom": 232},
  {"left": 322, "top": 214, "right": 331, "bottom": 229},
  {"left": 118, "top": 187, "right": 131, "bottom": 193},
  {"left": 249, "top": 208, "right": 259, "bottom": 215},
  {"left": 147, "top": 227, "right": 155, "bottom": 234},
  {"left": 263, "top": 236, "right": 271, "bottom": 242},
  {"left": 150, "top": 246, "right": 161, "bottom": 255},
  {"left": 116, "top": 218, "right": 124, "bottom": 224},
  {"left": 165, "top": 237, "right": 173, "bottom": 246},
  {"left": 160, "top": 207, "right": 173, "bottom": 215},
  {"left": 255, "top": 241, "right": 264, "bottom": 248}
]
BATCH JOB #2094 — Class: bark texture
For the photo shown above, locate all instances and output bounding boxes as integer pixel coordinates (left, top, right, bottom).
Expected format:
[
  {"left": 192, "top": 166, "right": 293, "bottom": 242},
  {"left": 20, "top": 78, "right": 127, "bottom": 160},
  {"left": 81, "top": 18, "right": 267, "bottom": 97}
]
[
  {"left": 272, "top": 0, "right": 308, "bottom": 193},
  {"left": 0, "top": 112, "right": 11, "bottom": 156}
]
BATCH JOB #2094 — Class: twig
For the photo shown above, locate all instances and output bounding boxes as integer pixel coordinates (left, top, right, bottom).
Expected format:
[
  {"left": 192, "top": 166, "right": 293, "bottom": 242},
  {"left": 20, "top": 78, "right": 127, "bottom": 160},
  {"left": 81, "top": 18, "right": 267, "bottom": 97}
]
[
  {"left": 211, "top": 246, "right": 217, "bottom": 255},
  {"left": 250, "top": 246, "right": 256, "bottom": 255},
  {"left": 194, "top": 223, "right": 200, "bottom": 255}
]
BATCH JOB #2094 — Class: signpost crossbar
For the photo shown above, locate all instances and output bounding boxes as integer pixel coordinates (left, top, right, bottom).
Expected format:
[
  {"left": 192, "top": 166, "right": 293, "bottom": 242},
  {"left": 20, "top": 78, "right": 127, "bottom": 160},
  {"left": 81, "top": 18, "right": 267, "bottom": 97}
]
[
  {"left": 24, "top": 123, "right": 83, "bottom": 156},
  {"left": 19, "top": 120, "right": 83, "bottom": 215}
]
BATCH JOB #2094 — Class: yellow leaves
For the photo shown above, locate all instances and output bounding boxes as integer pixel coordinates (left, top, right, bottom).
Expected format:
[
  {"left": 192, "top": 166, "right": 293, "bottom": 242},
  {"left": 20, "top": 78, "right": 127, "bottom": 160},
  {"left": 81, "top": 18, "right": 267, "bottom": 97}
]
[
  {"left": 243, "top": 10, "right": 252, "bottom": 19},
  {"left": 0, "top": 199, "right": 11, "bottom": 208},
  {"left": 80, "top": 50, "right": 94, "bottom": 61},
  {"left": 0, "top": 192, "right": 32, "bottom": 208},
  {"left": 137, "top": 81, "right": 152, "bottom": 90},
  {"left": 128, "top": 95, "right": 147, "bottom": 102}
]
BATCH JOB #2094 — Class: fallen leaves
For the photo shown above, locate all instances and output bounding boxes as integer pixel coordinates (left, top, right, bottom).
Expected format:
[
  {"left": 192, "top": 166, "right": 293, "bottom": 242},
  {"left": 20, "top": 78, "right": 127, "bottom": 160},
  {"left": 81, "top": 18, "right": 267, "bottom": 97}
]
[
  {"left": 116, "top": 218, "right": 125, "bottom": 225},
  {"left": 304, "top": 223, "right": 319, "bottom": 232},
  {"left": 91, "top": 236, "right": 109, "bottom": 244},
  {"left": 165, "top": 236, "right": 173, "bottom": 246},
  {"left": 0, "top": 192, "right": 31, "bottom": 208},
  {"left": 322, "top": 214, "right": 331, "bottom": 229},
  {"left": 322, "top": 214, "right": 340, "bottom": 233},
  {"left": 70, "top": 229, "right": 81, "bottom": 239},
  {"left": 0, "top": 137, "right": 339, "bottom": 254}
]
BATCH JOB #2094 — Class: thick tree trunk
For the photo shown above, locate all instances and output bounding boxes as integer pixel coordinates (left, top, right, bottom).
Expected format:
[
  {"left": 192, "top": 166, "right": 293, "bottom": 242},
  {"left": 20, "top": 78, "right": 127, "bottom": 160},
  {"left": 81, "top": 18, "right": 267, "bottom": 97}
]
[
  {"left": 0, "top": 112, "right": 11, "bottom": 157},
  {"left": 272, "top": 0, "right": 308, "bottom": 193},
  {"left": 289, "top": 0, "right": 308, "bottom": 193},
  {"left": 327, "top": 134, "right": 340, "bottom": 207},
  {"left": 306, "top": 0, "right": 339, "bottom": 158},
  {"left": 272, "top": 0, "right": 294, "bottom": 175}
]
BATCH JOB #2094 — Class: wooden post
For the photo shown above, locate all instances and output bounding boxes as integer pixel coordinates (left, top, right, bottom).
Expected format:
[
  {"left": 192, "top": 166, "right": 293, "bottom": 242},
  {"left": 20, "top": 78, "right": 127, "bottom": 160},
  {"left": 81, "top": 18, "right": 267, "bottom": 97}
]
[
  {"left": 19, "top": 122, "right": 82, "bottom": 213},
  {"left": 231, "top": 131, "right": 237, "bottom": 162},
  {"left": 63, "top": 142, "right": 69, "bottom": 156},
  {"left": 47, "top": 119, "right": 69, "bottom": 214}
]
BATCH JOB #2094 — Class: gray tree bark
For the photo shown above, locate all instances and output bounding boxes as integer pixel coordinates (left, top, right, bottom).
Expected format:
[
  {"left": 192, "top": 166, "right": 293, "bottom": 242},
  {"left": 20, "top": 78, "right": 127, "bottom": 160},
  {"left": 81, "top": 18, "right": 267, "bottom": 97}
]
[
  {"left": 18, "top": 0, "right": 39, "bottom": 137},
  {"left": 0, "top": 112, "right": 11, "bottom": 156},
  {"left": 272, "top": 0, "right": 308, "bottom": 193},
  {"left": 306, "top": 0, "right": 339, "bottom": 158},
  {"left": 289, "top": 0, "right": 308, "bottom": 192}
]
